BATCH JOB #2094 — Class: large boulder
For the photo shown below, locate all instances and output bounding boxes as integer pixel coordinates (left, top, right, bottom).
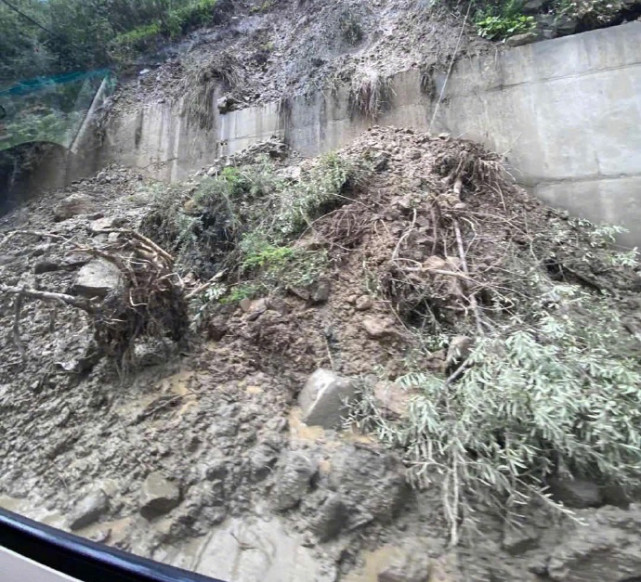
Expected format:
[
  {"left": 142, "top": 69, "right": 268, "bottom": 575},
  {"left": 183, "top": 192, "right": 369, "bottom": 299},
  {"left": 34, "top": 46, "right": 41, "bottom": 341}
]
[
  {"left": 298, "top": 369, "right": 357, "bottom": 429},
  {"left": 547, "top": 505, "right": 641, "bottom": 581},
  {"left": 139, "top": 472, "right": 181, "bottom": 519},
  {"left": 53, "top": 193, "right": 95, "bottom": 221},
  {"left": 72, "top": 259, "right": 123, "bottom": 299},
  {"left": 550, "top": 476, "right": 603, "bottom": 509},
  {"left": 327, "top": 445, "right": 407, "bottom": 529}
]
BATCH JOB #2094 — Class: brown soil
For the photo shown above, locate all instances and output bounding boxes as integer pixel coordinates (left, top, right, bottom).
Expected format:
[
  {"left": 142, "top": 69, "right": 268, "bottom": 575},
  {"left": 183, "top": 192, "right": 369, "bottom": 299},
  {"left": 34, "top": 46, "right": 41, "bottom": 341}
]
[{"left": 1, "top": 128, "right": 641, "bottom": 581}]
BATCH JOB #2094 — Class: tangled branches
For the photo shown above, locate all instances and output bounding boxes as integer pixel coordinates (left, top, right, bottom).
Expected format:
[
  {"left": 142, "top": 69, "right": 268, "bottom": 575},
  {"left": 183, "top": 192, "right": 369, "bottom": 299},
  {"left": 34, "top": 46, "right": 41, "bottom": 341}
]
[
  {"left": 88, "top": 230, "right": 188, "bottom": 368},
  {"left": 0, "top": 230, "right": 188, "bottom": 373}
]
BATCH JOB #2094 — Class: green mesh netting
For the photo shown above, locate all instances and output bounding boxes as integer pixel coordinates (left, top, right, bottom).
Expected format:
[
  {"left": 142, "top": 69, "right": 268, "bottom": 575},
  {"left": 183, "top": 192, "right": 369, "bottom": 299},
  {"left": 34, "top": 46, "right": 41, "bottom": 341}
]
[{"left": 0, "top": 69, "right": 114, "bottom": 151}]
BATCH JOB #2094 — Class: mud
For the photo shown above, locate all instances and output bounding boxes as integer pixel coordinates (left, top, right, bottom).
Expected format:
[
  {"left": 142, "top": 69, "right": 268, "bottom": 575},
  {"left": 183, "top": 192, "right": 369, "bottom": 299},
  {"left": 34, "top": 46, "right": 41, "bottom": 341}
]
[{"left": 2, "top": 129, "right": 641, "bottom": 582}]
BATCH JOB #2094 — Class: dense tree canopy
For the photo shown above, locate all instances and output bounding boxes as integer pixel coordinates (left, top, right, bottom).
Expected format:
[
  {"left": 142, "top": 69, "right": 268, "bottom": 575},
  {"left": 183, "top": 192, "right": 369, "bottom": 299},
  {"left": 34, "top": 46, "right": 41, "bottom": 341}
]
[{"left": 0, "top": 0, "right": 221, "bottom": 84}]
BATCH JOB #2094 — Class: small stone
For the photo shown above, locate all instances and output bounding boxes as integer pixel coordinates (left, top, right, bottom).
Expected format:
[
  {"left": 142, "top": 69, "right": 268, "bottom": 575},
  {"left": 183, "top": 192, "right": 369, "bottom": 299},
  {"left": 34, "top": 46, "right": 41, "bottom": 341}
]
[
  {"left": 363, "top": 316, "right": 394, "bottom": 339},
  {"left": 72, "top": 259, "right": 123, "bottom": 299},
  {"left": 355, "top": 296, "right": 374, "bottom": 311},
  {"left": 204, "top": 459, "right": 229, "bottom": 481},
  {"left": 506, "top": 31, "right": 540, "bottom": 47},
  {"left": 550, "top": 477, "right": 603, "bottom": 509},
  {"left": 207, "top": 316, "right": 229, "bottom": 341},
  {"left": 243, "top": 297, "right": 269, "bottom": 321},
  {"left": 53, "top": 193, "right": 95, "bottom": 221},
  {"left": 69, "top": 490, "right": 108, "bottom": 530},
  {"left": 139, "top": 472, "right": 181, "bottom": 519},
  {"left": 89, "top": 529, "right": 111, "bottom": 543},
  {"left": 311, "top": 493, "right": 347, "bottom": 541},
  {"left": 522, "top": 0, "right": 546, "bottom": 13},
  {"left": 298, "top": 369, "right": 357, "bottom": 429},
  {"left": 311, "top": 280, "right": 331, "bottom": 304},
  {"left": 502, "top": 523, "right": 540, "bottom": 555},
  {"left": 429, "top": 552, "right": 461, "bottom": 582},
  {"left": 273, "top": 452, "right": 316, "bottom": 511},
  {"left": 34, "top": 260, "right": 60, "bottom": 274},
  {"left": 554, "top": 14, "right": 577, "bottom": 36},
  {"left": 90, "top": 216, "right": 127, "bottom": 233},
  {"left": 217, "top": 94, "right": 238, "bottom": 114}
]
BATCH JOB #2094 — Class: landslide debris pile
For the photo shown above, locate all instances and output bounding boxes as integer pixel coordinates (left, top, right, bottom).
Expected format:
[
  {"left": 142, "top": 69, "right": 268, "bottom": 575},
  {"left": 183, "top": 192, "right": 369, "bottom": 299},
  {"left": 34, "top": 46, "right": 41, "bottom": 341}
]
[
  {"left": 146, "top": 125, "right": 641, "bottom": 535},
  {"left": 2, "top": 128, "right": 641, "bottom": 581}
]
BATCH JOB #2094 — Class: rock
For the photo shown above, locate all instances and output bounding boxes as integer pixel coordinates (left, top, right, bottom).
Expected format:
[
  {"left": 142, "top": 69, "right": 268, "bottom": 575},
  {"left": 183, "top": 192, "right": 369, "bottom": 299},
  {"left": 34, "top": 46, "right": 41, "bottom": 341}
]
[
  {"left": 373, "top": 381, "right": 412, "bottom": 419},
  {"left": 53, "top": 193, "right": 95, "bottom": 221},
  {"left": 68, "top": 490, "right": 108, "bottom": 530},
  {"left": 248, "top": 443, "right": 279, "bottom": 482},
  {"left": 428, "top": 552, "right": 461, "bottom": 582},
  {"left": 328, "top": 445, "right": 407, "bottom": 528},
  {"left": 379, "top": 555, "right": 430, "bottom": 582},
  {"left": 446, "top": 336, "right": 473, "bottom": 366},
  {"left": 506, "top": 31, "right": 540, "bottom": 47},
  {"left": 273, "top": 452, "right": 316, "bottom": 511},
  {"left": 34, "top": 260, "right": 60, "bottom": 274},
  {"left": 355, "top": 295, "right": 374, "bottom": 311},
  {"left": 72, "top": 259, "right": 123, "bottom": 299},
  {"left": 550, "top": 477, "right": 603, "bottom": 509},
  {"left": 363, "top": 316, "right": 395, "bottom": 339},
  {"left": 207, "top": 316, "right": 229, "bottom": 341},
  {"left": 139, "top": 472, "right": 181, "bottom": 519},
  {"left": 298, "top": 369, "right": 357, "bottom": 429},
  {"left": 554, "top": 15, "right": 577, "bottom": 36},
  {"left": 288, "top": 286, "right": 310, "bottom": 301},
  {"left": 522, "top": 0, "right": 546, "bottom": 13},
  {"left": 310, "top": 492, "right": 347, "bottom": 541},
  {"left": 217, "top": 94, "right": 238, "bottom": 114},
  {"left": 536, "top": 13, "right": 555, "bottom": 27},
  {"left": 502, "top": 522, "right": 540, "bottom": 555},
  {"left": 310, "top": 280, "right": 331, "bottom": 304},
  {"left": 547, "top": 504, "right": 641, "bottom": 582},
  {"left": 90, "top": 216, "right": 128, "bottom": 233},
  {"left": 241, "top": 297, "right": 269, "bottom": 321}
]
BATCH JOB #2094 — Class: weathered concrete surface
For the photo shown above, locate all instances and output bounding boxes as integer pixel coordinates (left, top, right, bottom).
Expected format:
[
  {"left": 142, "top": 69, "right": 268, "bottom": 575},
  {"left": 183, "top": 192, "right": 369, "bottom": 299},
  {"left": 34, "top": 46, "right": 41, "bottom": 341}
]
[
  {"left": 436, "top": 22, "right": 641, "bottom": 246},
  {"left": 100, "top": 22, "right": 641, "bottom": 244}
]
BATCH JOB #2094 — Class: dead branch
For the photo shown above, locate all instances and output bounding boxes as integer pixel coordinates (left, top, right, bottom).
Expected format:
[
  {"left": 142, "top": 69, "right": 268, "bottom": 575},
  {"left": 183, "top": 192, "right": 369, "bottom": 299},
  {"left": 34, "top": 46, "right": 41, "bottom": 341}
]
[
  {"left": 185, "top": 270, "right": 226, "bottom": 300},
  {"left": 453, "top": 220, "right": 483, "bottom": 335},
  {"left": 0, "top": 230, "right": 70, "bottom": 249},
  {"left": 94, "top": 229, "right": 174, "bottom": 263},
  {"left": 12, "top": 291, "right": 25, "bottom": 361},
  {"left": 0, "top": 284, "right": 95, "bottom": 312}
]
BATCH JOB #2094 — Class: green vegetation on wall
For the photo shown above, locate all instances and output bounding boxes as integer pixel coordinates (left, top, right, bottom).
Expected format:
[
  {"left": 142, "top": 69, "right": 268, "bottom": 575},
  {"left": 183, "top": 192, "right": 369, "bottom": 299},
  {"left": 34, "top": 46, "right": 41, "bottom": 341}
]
[{"left": 0, "top": 0, "right": 227, "bottom": 83}]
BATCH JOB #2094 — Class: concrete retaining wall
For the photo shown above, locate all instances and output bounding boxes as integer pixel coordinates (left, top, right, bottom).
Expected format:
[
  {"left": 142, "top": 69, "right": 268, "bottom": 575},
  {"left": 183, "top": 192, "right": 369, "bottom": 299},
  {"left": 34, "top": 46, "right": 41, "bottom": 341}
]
[{"left": 99, "top": 21, "right": 641, "bottom": 245}]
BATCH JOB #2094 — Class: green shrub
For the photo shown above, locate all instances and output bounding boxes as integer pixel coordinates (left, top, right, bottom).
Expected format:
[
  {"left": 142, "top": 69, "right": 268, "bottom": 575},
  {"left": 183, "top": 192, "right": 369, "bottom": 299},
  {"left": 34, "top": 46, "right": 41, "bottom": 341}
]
[
  {"left": 240, "top": 234, "right": 328, "bottom": 290},
  {"left": 351, "top": 285, "right": 641, "bottom": 542},
  {"left": 111, "top": 22, "right": 161, "bottom": 51},
  {"left": 476, "top": 14, "right": 535, "bottom": 39},
  {"left": 277, "top": 152, "right": 370, "bottom": 236},
  {"left": 475, "top": 0, "right": 536, "bottom": 40}
]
